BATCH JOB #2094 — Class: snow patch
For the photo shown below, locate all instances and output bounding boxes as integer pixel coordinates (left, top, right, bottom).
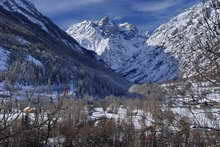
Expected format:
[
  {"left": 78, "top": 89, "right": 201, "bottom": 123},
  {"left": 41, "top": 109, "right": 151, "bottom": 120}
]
[
  {"left": 0, "top": 47, "right": 9, "bottom": 71},
  {"left": 26, "top": 55, "right": 43, "bottom": 67}
]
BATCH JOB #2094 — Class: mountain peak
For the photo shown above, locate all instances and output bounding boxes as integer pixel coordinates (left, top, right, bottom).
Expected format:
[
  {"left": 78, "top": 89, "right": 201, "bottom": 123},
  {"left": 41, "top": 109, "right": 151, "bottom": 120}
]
[
  {"left": 67, "top": 18, "right": 178, "bottom": 83},
  {"left": 119, "top": 23, "right": 137, "bottom": 32},
  {"left": 98, "top": 16, "right": 111, "bottom": 26}
]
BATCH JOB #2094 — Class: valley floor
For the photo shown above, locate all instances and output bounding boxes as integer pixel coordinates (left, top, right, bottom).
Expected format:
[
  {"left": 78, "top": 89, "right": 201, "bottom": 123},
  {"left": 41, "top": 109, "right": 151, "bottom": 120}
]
[{"left": 0, "top": 81, "right": 220, "bottom": 146}]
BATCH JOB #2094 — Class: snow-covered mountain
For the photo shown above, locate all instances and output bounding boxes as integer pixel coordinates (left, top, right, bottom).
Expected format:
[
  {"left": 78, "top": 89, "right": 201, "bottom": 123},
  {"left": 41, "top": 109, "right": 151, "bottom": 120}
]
[
  {"left": 0, "top": 0, "right": 130, "bottom": 97},
  {"left": 147, "top": 3, "right": 204, "bottom": 59},
  {"left": 147, "top": 1, "right": 219, "bottom": 77},
  {"left": 67, "top": 17, "right": 178, "bottom": 83}
]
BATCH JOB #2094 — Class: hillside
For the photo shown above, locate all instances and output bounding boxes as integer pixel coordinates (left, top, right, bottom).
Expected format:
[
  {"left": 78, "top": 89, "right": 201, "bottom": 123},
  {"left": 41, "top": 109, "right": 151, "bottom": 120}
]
[{"left": 0, "top": 0, "right": 130, "bottom": 97}]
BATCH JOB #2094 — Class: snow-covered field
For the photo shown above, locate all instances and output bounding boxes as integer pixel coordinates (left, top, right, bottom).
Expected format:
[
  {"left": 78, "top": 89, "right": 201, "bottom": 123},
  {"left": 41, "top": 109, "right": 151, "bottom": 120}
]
[
  {"left": 90, "top": 107, "right": 153, "bottom": 130},
  {"left": 0, "top": 81, "right": 77, "bottom": 100},
  {"left": 0, "top": 80, "right": 220, "bottom": 133},
  {"left": 89, "top": 105, "right": 220, "bottom": 131},
  {"left": 87, "top": 82, "right": 220, "bottom": 131}
]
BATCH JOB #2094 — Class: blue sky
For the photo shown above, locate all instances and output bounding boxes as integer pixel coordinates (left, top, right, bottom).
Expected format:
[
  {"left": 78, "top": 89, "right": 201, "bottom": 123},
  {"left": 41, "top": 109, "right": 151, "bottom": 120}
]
[{"left": 33, "top": 0, "right": 199, "bottom": 32}]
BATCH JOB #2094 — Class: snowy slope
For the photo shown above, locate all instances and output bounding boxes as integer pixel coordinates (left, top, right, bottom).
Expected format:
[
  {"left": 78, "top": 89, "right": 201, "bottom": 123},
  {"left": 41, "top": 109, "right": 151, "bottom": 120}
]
[
  {"left": 67, "top": 17, "right": 178, "bottom": 83},
  {"left": 26, "top": 55, "right": 43, "bottom": 67},
  {"left": 147, "top": 1, "right": 219, "bottom": 76},
  {"left": 0, "top": 0, "right": 83, "bottom": 53},
  {"left": 0, "top": 0, "right": 48, "bottom": 32},
  {"left": 0, "top": 47, "right": 9, "bottom": 71}
]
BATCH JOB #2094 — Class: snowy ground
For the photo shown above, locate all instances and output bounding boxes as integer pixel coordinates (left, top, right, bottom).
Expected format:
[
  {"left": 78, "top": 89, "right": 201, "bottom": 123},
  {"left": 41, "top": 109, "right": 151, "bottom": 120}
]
[
  {"left": 0, "top": 81, "right": 220, "bottom": 131},
  {"left": 90, "top": 107, "right": 153, "bottom": 130},
  {"left": 89, "top": 105, "right": 220, "bottom": 131},
  {"left": 88, "top": 82, "right": 220, "bottom": 130},
  {"left": 0, "top": 82, "right": 77, "bottom": 100}
]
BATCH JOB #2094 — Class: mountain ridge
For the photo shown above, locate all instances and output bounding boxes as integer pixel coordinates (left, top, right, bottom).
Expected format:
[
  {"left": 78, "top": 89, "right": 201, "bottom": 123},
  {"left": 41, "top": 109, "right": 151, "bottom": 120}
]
[
  {"left": 67, "top": 17, "right": 179, "bottom": 83},
  {"left": 147, "top": 1, "right": 219, "bottom": 77},
  {"left": 0, "top": 0, "right": 130, "bottom": 97}
]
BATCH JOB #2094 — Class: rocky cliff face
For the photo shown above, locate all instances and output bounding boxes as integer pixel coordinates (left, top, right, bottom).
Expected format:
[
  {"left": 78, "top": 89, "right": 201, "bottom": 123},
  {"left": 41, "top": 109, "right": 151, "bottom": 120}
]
[
  {"left": 0, "top": 0, "right": 130, "bottom": 97},
  {"left": 67, "top": 17, "right": 178, "bottom": 83}
]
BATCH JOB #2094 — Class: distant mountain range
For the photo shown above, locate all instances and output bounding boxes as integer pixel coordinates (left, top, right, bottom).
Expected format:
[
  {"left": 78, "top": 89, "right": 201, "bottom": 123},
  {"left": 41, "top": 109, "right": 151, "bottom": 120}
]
[
  {"left": 0, "top": 0, "right": 216, "bottom": 97},
  {"left": 67, "top": 0, "right": 218, "bottom": 82},
  {"left": 67, "top": 17, "right": 178, "bottom": 83}
]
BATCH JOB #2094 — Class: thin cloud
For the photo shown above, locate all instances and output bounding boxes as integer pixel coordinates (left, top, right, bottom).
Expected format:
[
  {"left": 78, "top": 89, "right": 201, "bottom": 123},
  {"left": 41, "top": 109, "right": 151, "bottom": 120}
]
[
  {"left": 31, "top": 0, "right": 198, "bottom": 31},
  {"left": 133, "top": 0, "right": 182, "bottom": 12},
  {"left": 113, "top": 16, "right": 124, "bottom": 20},
  {"left": 33, "top": 0, "right": 106, "bottom": 15}
]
